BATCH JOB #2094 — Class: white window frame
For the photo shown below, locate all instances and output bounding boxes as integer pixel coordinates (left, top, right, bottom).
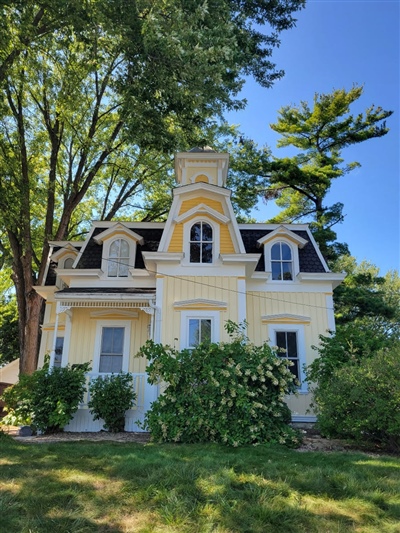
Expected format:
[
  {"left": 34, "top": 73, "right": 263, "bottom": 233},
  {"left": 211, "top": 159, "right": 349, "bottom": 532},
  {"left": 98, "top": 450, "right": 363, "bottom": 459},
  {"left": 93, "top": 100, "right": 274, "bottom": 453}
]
[
  {"left": 93, "top": 320, "right": 131, "bottom": 373},
  {"left": 180, "top": 310, "right": 220, "bottom": 350},
  {"left": 53, "top": 335, "right": 64, "bottom": 368},
  {"left": 268, "top": 324, "right": 307, "bottom": 392},
  {"left": 182, "top": 217, "right": 220, "bottom": 266},
  {"left": 101, "top": 236, "right": 136, "bottom": 278},
  {"left": 264, "top": 239, "right": 299, "bottom": 281}
]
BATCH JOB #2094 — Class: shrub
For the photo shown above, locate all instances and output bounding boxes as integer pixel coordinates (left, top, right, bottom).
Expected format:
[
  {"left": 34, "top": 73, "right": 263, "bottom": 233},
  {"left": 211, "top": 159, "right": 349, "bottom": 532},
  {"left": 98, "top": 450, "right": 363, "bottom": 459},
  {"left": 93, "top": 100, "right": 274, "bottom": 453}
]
[
  {"left": 139, "top": 322, "right": 301, "bottom": 447},
  {"left": 310, "top": 346, "right": 400, "bottom": 451},
  {"left": 88, "top": 373, "right": 136, "bottom": 432},
  {"left": 1, "top": 360, "right": 90, "bottom": 433}
]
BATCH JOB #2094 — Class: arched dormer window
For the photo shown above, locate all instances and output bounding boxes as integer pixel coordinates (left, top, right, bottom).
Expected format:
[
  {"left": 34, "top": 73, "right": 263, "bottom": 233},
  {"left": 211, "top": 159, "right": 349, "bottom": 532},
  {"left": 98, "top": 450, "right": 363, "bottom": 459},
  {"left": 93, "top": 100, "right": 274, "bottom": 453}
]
[
  {"left": 190, "top": 221, "right": 213, "bottom": 263},
  {"left": 271, "top": 241, "right": 293, "bottom": 280},
  {"left": 63, "top": 257, "right": 74, "bottom": 269},
  {"left": 108, "top": 238, "right": 129, "bottom": 277}
]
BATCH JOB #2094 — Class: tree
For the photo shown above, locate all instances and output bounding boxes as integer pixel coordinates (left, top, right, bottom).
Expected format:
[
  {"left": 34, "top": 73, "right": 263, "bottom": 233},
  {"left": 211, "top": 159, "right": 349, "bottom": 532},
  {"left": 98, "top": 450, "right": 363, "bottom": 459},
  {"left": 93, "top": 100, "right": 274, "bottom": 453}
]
[
  {"left": 264, "top": 86, "right": 393, "bottom": 261},
  {"left": 0, "top": 0, "right": 305, "bottom": 374}
]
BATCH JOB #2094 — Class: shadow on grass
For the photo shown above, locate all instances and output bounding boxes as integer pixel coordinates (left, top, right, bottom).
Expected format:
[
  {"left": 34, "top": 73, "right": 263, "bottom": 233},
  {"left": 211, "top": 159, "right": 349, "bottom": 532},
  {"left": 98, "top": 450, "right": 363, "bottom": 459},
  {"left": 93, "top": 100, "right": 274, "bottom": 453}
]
[{"left": 1, "top": 438, "right": 400, "bottom": 532}]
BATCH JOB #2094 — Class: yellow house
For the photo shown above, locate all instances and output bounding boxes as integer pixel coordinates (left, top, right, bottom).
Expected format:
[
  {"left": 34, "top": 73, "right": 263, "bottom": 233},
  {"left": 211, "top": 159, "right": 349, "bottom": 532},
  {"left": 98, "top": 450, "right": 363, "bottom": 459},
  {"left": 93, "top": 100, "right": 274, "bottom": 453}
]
[{"left": 35, "top": 148, "right": 345, "bottom": 431}]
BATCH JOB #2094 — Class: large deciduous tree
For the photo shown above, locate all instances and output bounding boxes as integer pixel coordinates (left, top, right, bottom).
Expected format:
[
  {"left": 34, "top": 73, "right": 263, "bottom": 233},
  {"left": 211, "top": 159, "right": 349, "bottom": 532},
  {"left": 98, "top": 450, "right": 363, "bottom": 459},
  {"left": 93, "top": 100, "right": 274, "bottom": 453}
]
[{"left": 0, "top": 0, "right": 305, "bottom": 374}]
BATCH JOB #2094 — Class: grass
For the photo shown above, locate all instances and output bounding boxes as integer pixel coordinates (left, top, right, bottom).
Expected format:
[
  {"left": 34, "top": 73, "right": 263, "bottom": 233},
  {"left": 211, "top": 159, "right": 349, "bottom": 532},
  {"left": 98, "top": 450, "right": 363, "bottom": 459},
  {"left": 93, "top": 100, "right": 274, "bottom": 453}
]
[{"left": 1, "top": 431, "right": 400, "bottom": 532}]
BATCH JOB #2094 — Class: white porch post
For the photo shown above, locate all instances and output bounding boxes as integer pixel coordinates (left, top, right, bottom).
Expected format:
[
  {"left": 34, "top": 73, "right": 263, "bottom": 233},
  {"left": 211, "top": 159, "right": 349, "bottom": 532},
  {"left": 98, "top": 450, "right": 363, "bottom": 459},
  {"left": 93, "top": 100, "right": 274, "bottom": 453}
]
[
  {"left": 49, "top": 302, "right": 60, "bottom": 368},
  {"left": 61, "top": 309, "right": 72, "bottom": 367}
]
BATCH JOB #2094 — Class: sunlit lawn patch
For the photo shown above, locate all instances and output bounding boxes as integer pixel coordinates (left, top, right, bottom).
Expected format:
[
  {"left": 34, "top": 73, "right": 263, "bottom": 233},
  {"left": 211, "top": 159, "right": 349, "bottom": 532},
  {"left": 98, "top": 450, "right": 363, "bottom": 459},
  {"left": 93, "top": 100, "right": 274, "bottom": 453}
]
[{"left": 0, "top": 433, "right": 399, "bottom": 532}]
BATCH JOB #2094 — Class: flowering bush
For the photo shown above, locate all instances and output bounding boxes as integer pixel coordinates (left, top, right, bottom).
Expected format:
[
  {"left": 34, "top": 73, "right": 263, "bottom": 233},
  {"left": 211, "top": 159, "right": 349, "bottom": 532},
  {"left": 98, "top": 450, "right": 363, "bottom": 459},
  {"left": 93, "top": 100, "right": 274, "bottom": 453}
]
[{"left": 139, "top": 322, "right": 301, "bottom": 447}]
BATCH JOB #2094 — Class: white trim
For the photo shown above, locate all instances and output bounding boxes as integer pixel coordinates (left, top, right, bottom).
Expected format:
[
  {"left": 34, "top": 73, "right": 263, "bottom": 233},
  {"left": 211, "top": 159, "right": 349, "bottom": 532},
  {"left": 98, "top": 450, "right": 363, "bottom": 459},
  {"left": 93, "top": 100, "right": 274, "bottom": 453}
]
[
  {"left": 237, "top": 278, "right": 247, "bottom": 325},
  {"left": 154, "top": 277, "right": 164, "bottom": 344},
  {"left": 174, "top": 203, "right": 230, "bottom": 225},
  {"left": 264, "top": 239, "right": 299, "bottom": 281},
  {"left": 257, "top": 225, "right": 308, "bottom": 248},
  {"left": 180, "top": 310, "right": 220, "bottom": 350},
  {"left": 182, "top": 216, "right": 220, "bottom": 266},
  {"left": 93, "top": 320, "right": 131, "bottom": 373},
  {"left": 61, "top": 311, "right": 72, "bottom": 367},
  {"left": 93, "top": 223, "right": 144, "bottom": 245},
  {"left": 297, "top": 272, "right": 346, "bottom": 288},
  {"left": 267, "top": 323, "right": 307, "bottom": 393},
  {"left": 326, "top": 294, "right": 336, "bottom": 332},
  {"left": 174, "top": 298, "right": 227, "bottom": 309},
  {"left": 90, "top": 310, "right": 139, "bottom": 318},
  {"left": 51, "top": 244, "right": 81, "bottom": 262},
  {"left": 262, "top": 314, "right": 311, "bottom": 324}
]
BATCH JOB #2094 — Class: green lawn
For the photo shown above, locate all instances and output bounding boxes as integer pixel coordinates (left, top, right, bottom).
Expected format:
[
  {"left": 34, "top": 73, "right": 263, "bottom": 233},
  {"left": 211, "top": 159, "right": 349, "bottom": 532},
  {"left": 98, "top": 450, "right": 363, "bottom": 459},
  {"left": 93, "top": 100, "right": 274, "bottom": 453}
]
[{"left": 1, "top": 433, "right": 399, "bottom": 533}]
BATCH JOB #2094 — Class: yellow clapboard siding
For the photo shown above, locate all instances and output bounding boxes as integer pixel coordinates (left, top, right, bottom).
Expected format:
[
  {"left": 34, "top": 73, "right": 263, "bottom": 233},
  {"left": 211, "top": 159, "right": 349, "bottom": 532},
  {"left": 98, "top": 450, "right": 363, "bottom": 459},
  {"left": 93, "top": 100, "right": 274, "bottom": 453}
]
[{"left": 179, "top": 197, "right": 224, "bottom": 215}]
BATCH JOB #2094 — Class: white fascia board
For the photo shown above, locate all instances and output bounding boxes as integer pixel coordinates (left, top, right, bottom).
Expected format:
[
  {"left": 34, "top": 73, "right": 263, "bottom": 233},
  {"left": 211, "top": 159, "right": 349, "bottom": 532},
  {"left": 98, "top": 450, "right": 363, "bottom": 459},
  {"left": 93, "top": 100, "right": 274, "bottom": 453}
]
[
  {"left": 56, "top": 269, "right": 102, "bottom": 285},
  {"left": 54, "top": 292, "right": 155, "bottom": 302},
  {"left": 51, "top": 243, "right": 81, "bottom": 262},
  {"left": 238, "top": 223, "right": 310, "bottom": 231},
  {"left": 221, "top": 253, "right": 261, "bottom": 277},
  {"left": 257, "top": 225, "right": 308, "bottom": 249},
  {"left": 128, "top": 268, "right": 152, "bottom": 277},
  {"left": 158, "top": 196, "right": 181, "bottom": 251},
  {"left": 174, "top": 204, "right": 230, "bottom": 224},
  {"left": 89, "top": 221, "right": 165, "bottom": 229},
  {"left": 173, "top": 181, "right": 231, "bottom": 199},
  {"left": 142, "top": 251, "right": 184, "bottom": 274},
  {"left": 297, "top": 272, "right": 346, "bottom": 288},
  {"left": 33, "top": 285, "right": 56, "bottom": 300},
  {"left": 93, "top": 223, "right": 144, "bottom": 245}
]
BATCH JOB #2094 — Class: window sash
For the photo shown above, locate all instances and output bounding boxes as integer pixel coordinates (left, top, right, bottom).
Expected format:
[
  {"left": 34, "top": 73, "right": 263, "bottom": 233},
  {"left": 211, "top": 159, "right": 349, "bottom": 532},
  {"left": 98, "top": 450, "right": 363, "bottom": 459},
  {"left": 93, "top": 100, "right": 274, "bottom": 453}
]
[
  {"left": 99, "top": 327, "right": 124, "bottom": 373},
  {"left": 188, "top": 318, "right": 212, "bottom": 348},
  {"left": 276, "top": 331, "right": 300, "bottom": 380}
]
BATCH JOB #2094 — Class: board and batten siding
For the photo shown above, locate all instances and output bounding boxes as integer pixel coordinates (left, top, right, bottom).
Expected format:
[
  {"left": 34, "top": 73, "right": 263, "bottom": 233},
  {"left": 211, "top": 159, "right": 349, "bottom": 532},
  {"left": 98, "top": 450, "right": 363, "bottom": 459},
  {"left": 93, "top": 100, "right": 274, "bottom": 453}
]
[{"left": 160, "top": 276, "right": 240, "bottom": 346}]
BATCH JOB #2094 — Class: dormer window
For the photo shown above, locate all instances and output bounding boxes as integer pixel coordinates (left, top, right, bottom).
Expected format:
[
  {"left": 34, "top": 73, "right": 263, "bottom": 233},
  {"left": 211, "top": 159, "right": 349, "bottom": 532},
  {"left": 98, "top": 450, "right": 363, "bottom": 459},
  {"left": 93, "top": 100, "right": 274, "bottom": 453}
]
[
  {"left": 190, "top": 222, "right": 213, "bottom": 263},
  {"left": 108, "top": 238, "right": 129, "bottom": 277},
  {"left": 271, "top": 242, "right": 293, "bottom": 281},
  {"left": 63, "top": 257, "right": 74, "bottom": 269}
]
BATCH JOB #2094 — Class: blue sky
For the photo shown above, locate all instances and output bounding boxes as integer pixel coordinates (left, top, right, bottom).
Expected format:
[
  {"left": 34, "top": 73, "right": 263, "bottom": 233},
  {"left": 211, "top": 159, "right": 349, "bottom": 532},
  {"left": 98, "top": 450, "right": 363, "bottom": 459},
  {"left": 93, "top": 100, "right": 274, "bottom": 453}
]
[{"left": 227, "top": 0, "right": 399, "bottom": 275}]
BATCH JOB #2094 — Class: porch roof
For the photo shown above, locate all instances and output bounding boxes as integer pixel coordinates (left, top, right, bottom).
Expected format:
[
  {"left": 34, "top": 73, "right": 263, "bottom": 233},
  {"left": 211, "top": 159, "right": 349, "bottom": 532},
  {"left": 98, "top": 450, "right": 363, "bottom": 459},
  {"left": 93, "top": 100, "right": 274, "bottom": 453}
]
[{"left": 54, "top": 287, "right": 156, "bottom": 311}]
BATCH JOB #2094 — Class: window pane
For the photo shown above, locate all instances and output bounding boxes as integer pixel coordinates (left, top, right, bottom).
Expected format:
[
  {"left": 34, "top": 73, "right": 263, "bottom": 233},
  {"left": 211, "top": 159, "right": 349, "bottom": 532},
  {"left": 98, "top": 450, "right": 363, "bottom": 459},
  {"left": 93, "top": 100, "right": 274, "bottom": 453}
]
[
  {"left": 288, "top": 361, "right": 299, "bottom": 380},
  {"left": 119, "top": 260, "right": 129, "bottom": 277},
  {"left": 64, "top": 258, "right": 74, "bottom": 269},
  {"left": 189, "top": 319, "right": 200, "bottom": 347},
  {"left": 109, "top": 240, "right": 120, "bottom": 258},
  {"left": 108, "top": 261, "right": 118, "bottom": 277},
  {"left": 282, "top": 262, "right": 293, "bottom": 280},
  {"left": 101, "top": 328, "right": 113, "bottom": 353},
  {"left": 202, "top": 223, "right": 213, "bottom": 241},
  {"left": 190, "top": 243, "right": 201, "bottom": 263},
  {"left": 271, "top": 262, "right": 282, "bottom": 280},
  {"left": 281, "top": 243, "right": 292, "bottom": 260},
  {"left": 271, "top": 243, "right": 281, "bottom": 260},
  {"left": 286, "top": 332, "right": 298, "bottom": 357},
  {"left": 112, "top": 328, "right": 124, "bottom": 353},
  {"left": 190, "top": 223, "right": 201, "bottom": 241},
  {"left": 99, "top": 355, "right": 123, "bottom": 373},
  {"left": 276, "top": 331, "right": 286, "bottom": 351},
  {"left": 120, "top": 239, "right": 129, "bottom": 256},
  {"left": 200, "top": 319, "right": 212, "bottom": 344},
  {"left": 202, "top": 243, "right": 213, "bottom": 263}
]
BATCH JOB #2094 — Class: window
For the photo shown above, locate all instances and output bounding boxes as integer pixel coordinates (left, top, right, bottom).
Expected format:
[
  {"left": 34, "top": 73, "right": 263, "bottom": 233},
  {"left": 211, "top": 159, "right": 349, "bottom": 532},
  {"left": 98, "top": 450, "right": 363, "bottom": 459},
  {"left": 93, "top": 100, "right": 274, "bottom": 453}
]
[
  {"left": 276, "top": 331, "right": 300, "bottom": 381},
  {"left": 63, "top": 257, "right": 74, "bottom": 269},
  {"left": 188, "top": 318, "right": 212, "bottom": 348},
  {"left": 99, "top": 327, "right": 124, "bottom": 373},
  {"left": 108, "top": 238, "right": 129, "bottom": 277},
  {"left": 271, "top": 242, "right": 293, "bottom": 280},
  {"left": 189, "top": 222, "right": 213, "bottom": 263},
  {"left": 180, "top": 311, "right": 219, "bottom": 350},
  {"left": 54, "top": 336, "right": 64, "bottom": 368}
]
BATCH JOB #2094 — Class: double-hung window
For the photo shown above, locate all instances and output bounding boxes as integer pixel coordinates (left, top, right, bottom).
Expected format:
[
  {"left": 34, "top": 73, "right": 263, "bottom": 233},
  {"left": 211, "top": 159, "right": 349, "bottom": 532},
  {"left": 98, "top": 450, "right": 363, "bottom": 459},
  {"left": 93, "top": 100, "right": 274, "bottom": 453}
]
[
  {"left": 271, "top": 241, "right": 293, "bottom": 280},
  {"left": 275, "top": 331, "right": 300, "bottom": 381},
  {"left": 108, "top": 238, "right": 129, "bottom": 277},
  {"left": 99, "top": 327, "right": 124, "bottom": 373},
  {"left": 53, "top": 336, "right": 64, "bottom": 368},
  {"left": 189, "top": 222, "right": 213, "bottom": 263},
  {"left": 181, "top": 311, "right": 219, "bottom": 350},
  {"left": 188, "top": 318, "right": 212, "bottom": 348}
]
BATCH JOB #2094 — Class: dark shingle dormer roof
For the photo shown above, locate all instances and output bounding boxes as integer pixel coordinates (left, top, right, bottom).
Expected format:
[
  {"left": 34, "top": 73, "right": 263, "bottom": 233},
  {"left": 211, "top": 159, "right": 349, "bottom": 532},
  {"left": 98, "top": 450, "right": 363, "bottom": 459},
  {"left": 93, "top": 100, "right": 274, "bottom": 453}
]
[{"left": 239, "top": 228, "right": 326, "bottom": 273}]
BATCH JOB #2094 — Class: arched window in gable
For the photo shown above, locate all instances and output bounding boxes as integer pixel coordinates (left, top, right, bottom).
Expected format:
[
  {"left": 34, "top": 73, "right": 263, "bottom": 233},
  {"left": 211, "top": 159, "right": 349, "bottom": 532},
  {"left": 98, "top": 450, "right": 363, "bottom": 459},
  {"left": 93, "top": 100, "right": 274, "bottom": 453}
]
[
  {"left": 63, "top": 257, "right": 74, "bottom": 269},
  {"left": 271, "top": 241, "right": 293, "bottom": 280},
  {"left": 189, "top": 222, "right": 213, "bottom": 263},
  {"left": 108, "top": 238, "right": 129, "bottom": 277}
]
